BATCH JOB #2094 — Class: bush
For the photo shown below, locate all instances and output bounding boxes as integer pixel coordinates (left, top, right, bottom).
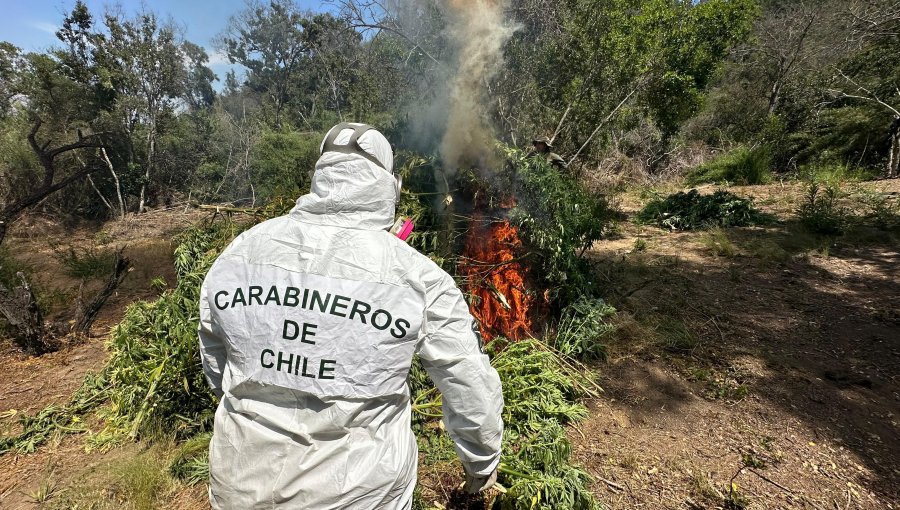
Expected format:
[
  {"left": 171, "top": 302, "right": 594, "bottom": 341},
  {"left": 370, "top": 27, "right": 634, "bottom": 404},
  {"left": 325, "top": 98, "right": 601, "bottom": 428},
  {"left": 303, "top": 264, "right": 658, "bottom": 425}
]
[
  {"left": 250, "top": 130, "right": 321, "bottom": 203},
  {"left": 687, "top": 146, "right": 772, "bottom": 185},
  {"left": 637, "top": 189, "right": 764, "bottom": 230},
  {"left": 797, "top": 183, "right": 847, "bottom": 235}
]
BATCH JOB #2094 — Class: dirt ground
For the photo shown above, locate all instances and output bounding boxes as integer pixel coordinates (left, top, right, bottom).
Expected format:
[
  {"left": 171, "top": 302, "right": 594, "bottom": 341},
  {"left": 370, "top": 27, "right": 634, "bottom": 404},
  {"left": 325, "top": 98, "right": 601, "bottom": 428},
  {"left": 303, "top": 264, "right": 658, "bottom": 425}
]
[
  {"left": 0, "top": 206, "right": 207, "bottom": 509},
  {"left": 0, "top": 182, "right": 898, "bottom": 509},
  {"left": 571, "top": 179, "right": 900, "bottom": 509}
]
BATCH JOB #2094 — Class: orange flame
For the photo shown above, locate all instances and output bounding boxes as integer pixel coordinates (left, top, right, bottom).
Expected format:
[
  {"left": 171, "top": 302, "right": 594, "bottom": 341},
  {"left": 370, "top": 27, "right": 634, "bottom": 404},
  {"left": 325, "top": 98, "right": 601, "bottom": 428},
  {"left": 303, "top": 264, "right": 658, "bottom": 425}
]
[{"left": 459, "top": 215, "right": 533, "bottom": 342}]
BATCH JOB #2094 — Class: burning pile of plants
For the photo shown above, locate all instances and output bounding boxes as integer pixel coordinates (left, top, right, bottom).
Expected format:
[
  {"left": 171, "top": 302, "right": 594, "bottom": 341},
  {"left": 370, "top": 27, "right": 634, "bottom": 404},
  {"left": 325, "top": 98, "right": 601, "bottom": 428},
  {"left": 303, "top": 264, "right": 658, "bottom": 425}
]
[{"left": 0, "top": 151, "right": 616, "bottom": 509}]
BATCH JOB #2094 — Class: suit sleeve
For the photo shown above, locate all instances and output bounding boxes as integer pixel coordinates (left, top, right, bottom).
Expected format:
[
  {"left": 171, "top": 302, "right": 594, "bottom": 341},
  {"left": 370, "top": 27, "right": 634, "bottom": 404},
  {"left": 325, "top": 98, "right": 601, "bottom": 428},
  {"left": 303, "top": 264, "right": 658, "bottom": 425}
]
[
  {"left": 198, "top": 275, "right": 226, "bottom": 399},
  {"left": 417, "top": 267, "right": 504, "bottom": 476}
]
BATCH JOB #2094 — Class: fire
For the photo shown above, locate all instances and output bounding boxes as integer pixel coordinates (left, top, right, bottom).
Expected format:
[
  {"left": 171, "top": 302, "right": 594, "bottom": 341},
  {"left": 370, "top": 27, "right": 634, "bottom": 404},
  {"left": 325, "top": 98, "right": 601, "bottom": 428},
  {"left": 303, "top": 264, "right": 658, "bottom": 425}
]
[{"left": 459, "top": 214, "right": 533, "bottom": 342}]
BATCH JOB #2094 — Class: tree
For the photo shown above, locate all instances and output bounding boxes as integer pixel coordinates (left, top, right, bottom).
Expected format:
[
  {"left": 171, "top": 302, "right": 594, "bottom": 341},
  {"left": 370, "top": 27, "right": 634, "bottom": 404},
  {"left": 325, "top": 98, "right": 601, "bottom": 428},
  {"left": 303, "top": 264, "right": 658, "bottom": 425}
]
[
  {"left": 222, "top": 0, "right": 309, "bottom": 128},
  {"left": 183, "top": 42, "right": 217, "bottom": 111},
  {"left": 0, "top": 42, "right": 21, "bottom": 118},
  {"left": 97, "top": 10, "right": 186, "bottom": 213}
]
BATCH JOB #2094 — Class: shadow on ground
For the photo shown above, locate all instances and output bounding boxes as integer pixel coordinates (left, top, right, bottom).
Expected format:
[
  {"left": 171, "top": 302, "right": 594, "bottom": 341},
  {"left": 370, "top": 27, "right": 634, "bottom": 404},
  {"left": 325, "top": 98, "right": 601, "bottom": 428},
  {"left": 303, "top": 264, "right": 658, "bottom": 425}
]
[{"left": 585, "top": 217, "right": 899, "bottom": 506}]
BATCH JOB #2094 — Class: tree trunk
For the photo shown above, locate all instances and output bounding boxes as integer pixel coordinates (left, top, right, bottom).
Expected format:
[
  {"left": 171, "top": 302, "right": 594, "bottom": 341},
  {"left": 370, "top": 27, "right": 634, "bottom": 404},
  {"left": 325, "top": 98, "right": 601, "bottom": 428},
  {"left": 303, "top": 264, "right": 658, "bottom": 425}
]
[
  {"left": 888, "top": 118, "right": 900, "bottom": 178},
  {"left": 0, "top": 272, "right": 53, "bottom": 355},
  {"left": 138, "top": 114, "right": 157, "bottom": 214},
  {"left": 101, "top": 147, "right": 126, "bottom": 219}
]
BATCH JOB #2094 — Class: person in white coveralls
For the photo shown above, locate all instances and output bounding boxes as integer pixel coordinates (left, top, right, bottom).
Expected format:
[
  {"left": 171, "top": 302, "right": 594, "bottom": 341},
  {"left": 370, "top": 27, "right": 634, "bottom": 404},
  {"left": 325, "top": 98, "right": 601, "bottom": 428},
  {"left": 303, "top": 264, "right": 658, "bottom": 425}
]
[{"left": 198, "top": 122, "right": 504, "bottom": 509}]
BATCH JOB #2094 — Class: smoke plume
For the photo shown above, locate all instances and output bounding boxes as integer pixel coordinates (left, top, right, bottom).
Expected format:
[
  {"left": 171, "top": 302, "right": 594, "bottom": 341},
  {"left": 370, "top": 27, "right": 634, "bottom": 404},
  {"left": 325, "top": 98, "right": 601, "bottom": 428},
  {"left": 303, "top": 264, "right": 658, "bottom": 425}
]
[{"left": 438, "top": 0, "right": 517, "bottom": 170}]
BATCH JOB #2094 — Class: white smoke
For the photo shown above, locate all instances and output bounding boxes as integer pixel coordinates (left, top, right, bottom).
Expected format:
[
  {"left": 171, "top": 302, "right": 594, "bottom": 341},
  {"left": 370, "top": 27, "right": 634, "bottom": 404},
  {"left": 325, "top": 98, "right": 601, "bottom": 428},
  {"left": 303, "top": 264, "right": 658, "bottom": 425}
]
[{"left": 438, "top": 0, "right": 517, "bottom": 171}]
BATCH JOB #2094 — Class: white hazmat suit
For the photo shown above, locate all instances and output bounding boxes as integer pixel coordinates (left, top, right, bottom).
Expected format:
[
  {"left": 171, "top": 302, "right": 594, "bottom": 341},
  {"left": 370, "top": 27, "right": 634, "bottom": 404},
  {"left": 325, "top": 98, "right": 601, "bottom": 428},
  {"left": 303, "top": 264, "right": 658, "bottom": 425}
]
[{"left": 199, "top": 123, "right": 504, "bottom": 509}]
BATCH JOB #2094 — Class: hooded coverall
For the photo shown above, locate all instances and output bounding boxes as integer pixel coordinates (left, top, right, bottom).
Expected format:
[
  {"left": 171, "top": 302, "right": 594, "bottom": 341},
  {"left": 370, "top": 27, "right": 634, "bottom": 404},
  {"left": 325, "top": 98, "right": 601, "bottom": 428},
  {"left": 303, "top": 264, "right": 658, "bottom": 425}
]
[{"left": 199, "top": 124, "right": 504, "bottom": 509}]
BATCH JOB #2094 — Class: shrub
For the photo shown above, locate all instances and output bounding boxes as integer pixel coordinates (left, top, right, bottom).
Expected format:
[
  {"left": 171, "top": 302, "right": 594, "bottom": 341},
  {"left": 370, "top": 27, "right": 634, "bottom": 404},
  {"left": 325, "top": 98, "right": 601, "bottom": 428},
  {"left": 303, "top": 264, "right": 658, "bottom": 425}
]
[
  {"left": 687, "top": 146, "right": 772, "bottom": 185},
  {"left": 637, "top": 189, "right": 764, "bottom": 230},
  {"left": 250, "top": 130, "right": 321, "bottom": 203},
  {"left": 797, "top": 183, "right": 847, "bottom": 235},
  {"left": 700, "top": 228, "right": 737, "bottom": 257},
  {"left": 858, "top": 190, "right": 900, "bottom": 231}
]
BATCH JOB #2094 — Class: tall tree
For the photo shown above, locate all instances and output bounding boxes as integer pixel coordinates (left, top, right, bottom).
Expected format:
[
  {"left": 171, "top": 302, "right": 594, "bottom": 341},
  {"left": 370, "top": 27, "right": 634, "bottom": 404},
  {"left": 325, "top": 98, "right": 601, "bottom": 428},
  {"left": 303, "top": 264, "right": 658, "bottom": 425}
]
[
  {"left": 222, "top": 0, "right": 309, "bottom": 128},
  {"left": 97, "top": 10, "right": 186, "bottom": 213}
]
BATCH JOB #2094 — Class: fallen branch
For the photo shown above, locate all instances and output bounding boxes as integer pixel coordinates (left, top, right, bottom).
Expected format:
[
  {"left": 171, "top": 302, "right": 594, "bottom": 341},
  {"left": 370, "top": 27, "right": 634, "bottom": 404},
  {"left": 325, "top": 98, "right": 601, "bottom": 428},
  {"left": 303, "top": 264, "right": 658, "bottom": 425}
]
[
  {"left": 567, "top": 85, "right": 641, "bottom": 167},
  {"left": 73, "top": 247, "right": 131, "bottom": 336},
  {"left": 192, "top": 203, "right": 267, "bottom": 216},
  {"left": 598, "top": 476, "right": 625, "bottom": 492}
]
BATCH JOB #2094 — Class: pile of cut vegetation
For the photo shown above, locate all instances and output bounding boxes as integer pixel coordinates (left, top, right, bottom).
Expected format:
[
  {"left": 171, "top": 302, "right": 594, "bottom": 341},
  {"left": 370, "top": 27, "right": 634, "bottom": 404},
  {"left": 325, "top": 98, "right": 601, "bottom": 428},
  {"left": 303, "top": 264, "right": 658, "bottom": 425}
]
[{"left": 637, "top": 189, "right": 766, "bottom": 230}]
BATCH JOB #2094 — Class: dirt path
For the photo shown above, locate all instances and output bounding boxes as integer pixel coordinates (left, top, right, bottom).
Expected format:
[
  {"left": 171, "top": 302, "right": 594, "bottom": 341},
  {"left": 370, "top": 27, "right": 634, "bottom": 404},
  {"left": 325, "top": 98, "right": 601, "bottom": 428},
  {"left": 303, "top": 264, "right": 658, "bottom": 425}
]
[{"left": 572, "top": 181, "right": 899, "bottom": 509}]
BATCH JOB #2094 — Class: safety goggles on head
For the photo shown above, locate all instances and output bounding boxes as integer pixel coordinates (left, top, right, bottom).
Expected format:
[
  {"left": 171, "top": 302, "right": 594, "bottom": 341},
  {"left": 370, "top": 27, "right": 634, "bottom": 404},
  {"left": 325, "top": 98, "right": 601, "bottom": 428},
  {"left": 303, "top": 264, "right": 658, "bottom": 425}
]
[{"left": 321, "top": 122, "right": 392, "bottom": 173}]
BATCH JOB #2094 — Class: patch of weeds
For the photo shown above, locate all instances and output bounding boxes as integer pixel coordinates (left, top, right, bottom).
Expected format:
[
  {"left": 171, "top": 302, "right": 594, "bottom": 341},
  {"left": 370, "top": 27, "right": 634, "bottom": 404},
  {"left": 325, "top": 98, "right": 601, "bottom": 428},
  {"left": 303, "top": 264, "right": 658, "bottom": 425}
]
[
  {"left": 857, "top": 189, "right": 900, "bottom": 231},
  {"left": 800, "top": 162, "right": 879, "bottom": 185},
  {"left": 94, "top": 229, "right": 113, "bottom": 245},
  {"left": 150, "top": 276, "right": 168, "bottom": 292},
  {"left": 55, "top": 246, "right": 117, "bottom": 279},
  {"left": 0, "top": 247, "right": 32, "bottom": 288},
  {"left": 655, "top": 318, "right": 699, "bottom": 354},
  {"left": 700, "top": 228, "right": 737, "bottom": 257},
  {"left": 633, "top": 238, "right": 648, "bottom": 252},
  {"left": 169, "top": 432, "right": 211, "bottom": 486},
  {"left": 688, "top": 367, "right": 712, "bottom": 382},
  {"left": 29, "top": 477, "right": 60, "bottom": 503},
  {"left": 418, "top": 428, "right": 457, "bottom": 465},
  {"left": 619, "top": 453, "right": 639, "bottom": 472},
  {"left": 705, "top": 377, "right": 750, "bottom": 402},
  {"left": 687, "top": 146, "right": 773, "bottom": 186},
  {"left": 49, "top": 443, "right": 178, "bottom": 510},
  {"left": 109, "top": 444, "right": 176, "bottom": 510},
  {"left": 746, "top": 239, "right": 790, "bottom": 265},
  {"left": 553, "top": 297, "right": 617, "bottom": 360},
  {"left": 797, "top": 182, "right": 847, "bottom": 235},
  {"left": 637, "top": 190, "right": 766, "bottom": 230},
  {"left": 725, "top": 484, "right": 749, "bottom": 510},
  {"left": 689, "top": 470, "right": 720, "bottom": 503},
  {"left": 741, "top": 452, "right": 767, "bottom": 469}
]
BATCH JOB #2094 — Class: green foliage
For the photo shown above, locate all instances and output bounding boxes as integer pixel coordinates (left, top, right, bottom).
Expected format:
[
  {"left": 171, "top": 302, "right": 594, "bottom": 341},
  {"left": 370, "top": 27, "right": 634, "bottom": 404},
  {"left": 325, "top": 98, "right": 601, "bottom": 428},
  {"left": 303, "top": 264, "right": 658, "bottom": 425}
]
[
  {"left": 859, "top": 190, "right": 900, "bottom": 231},
  {"left": 250, "top": 129, "right": 320, "bottom": 202},
  {"left": 55, "top": 246, "right": 117, "bottom": 279},
  {"left": 553, "top": 0, "right": 757, "bottom": 148},
  {"left": 0, "top": 247, "right": 30, "bottom": 289},
  {"left": 0, "top": 373, "right": 107, "bottom": 454},
  {"left": 503, "top": 147, "right": 612, "bottom": 304},
  {"left": 490, "top": 340, "right": 598, "bottom": 509},
  {"left": 687, "top": 146, "right": 773, "bottom": 185},
  {"left": 553, "top": 297, "right": 616, "bottom": 361},
  {"left": 169, "top": 432, "right": 211, "bottom": 485},
  {"left": 410, "top": 339, "right": 599, "bottom": 509},
  {"left": 797, "top": 183, "right": 846, "bottom": 235},
  {"left": 637, "top": 189, "right": 764, "bottom": 230}
]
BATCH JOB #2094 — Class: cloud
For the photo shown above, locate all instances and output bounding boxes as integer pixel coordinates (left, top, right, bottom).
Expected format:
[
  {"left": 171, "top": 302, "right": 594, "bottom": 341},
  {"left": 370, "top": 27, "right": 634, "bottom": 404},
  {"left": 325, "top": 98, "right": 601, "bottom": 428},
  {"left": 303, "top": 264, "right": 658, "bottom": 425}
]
[{"left": 30, "top": 21, "right": 59, "bottom": 36}]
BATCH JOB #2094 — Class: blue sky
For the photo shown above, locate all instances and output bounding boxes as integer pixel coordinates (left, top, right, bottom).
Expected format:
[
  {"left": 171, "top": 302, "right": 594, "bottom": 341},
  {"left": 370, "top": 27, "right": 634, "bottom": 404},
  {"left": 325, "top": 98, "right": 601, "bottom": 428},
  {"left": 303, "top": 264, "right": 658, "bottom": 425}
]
[{"left": 0, "top": 0, "right": 332, "bottom": 84}]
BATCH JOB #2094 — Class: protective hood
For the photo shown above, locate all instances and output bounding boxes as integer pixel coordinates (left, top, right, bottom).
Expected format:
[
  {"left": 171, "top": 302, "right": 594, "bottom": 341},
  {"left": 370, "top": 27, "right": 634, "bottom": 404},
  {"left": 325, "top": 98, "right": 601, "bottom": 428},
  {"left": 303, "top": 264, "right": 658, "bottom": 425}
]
[{"left": 291, "top": 124, "right": 397, "bottom": 231}]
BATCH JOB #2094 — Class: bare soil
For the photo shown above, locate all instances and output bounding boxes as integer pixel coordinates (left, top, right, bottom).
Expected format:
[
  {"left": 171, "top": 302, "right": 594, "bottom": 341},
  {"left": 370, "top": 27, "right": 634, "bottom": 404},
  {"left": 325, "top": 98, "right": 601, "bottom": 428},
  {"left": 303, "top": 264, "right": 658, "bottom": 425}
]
[
  {"left": 571, "top": 179, "right": 900, "bottom": 509},
  {"left": 0, "top": 206, "right": 206, "bottom": 509}
]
